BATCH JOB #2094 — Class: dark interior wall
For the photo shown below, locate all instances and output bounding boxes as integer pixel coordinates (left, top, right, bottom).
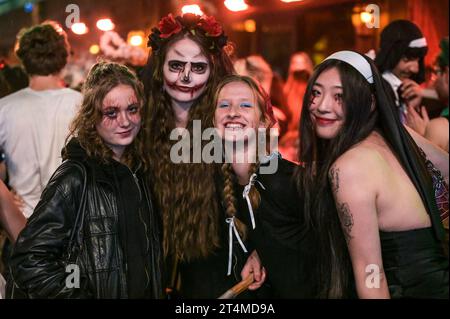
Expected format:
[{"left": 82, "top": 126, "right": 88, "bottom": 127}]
[{"left": 221, "top": 2, "right": 357, "bottom": 78}]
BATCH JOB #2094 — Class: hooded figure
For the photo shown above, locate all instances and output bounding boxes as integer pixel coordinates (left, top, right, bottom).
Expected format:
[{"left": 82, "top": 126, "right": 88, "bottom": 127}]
[
  {"left": 375, "top": 20, "right": 428, "bottom": 122},
  {"left": 376, "top": 20, "right": 428, "bottom": 83}
]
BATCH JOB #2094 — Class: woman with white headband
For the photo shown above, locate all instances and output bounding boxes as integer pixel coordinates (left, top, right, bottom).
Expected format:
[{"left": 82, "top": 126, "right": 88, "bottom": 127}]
[
  {"left": 375, "top": 20, "right": 428, "bottom": 123},
  {"left": 296, "top": 50, "right": 448, "bottom": 298}
]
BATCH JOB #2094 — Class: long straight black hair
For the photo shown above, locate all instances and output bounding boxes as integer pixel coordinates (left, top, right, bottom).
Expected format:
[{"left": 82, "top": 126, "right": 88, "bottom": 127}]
[{"left": 296, "top": 53, "right": 441, "bottom": 298}]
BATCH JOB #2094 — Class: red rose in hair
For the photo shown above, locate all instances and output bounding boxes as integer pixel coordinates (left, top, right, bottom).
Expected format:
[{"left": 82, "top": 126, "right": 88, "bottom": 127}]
[
  {"left": 198, "top": 16, "right": 223, "bottom": 37},
  {"left": 158, "top": 14, "right": 182, "bottom": 38}
]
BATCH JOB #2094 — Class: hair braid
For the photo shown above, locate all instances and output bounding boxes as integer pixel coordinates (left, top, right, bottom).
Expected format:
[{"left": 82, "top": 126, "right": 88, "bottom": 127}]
[{"left": 221, "top": 163, "right": 247, "bottom": 238}]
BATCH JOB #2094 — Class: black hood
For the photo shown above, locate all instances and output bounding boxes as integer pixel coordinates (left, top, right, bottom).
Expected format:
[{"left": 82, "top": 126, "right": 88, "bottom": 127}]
[
  {"left": 61, "top": 137, "right": 89, "bottom": 162},
  {"left": 375, "top": 20, "right": 428, "bottom": 83}
]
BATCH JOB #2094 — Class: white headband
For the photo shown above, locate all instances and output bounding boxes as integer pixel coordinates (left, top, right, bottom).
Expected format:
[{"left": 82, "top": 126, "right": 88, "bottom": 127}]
[
  {"left": 409, "top": 37, "right": 427, "bottom": 48},
  {"left": 324, "top": 50, "right": 374, "bottom": 84}
]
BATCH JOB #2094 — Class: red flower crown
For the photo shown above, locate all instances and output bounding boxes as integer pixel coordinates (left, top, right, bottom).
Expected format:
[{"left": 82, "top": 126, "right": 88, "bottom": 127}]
[{"left": 148, "top": 13, "right": 228, "bottom": 53}]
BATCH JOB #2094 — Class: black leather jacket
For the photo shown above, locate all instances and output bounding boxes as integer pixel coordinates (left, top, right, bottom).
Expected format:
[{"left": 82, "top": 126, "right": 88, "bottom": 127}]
[{"left": 10, "top": 139, "right": 163, "bottom": 298}]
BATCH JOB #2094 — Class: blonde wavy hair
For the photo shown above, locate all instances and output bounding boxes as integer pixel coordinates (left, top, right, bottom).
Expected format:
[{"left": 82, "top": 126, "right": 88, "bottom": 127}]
[{"left": 65, "top": 61, "right": 148, "bottom": 169}]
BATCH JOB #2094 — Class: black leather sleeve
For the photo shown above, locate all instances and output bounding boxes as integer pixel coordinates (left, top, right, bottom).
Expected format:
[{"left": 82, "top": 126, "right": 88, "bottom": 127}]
[{"left": 9, "top": 161, "right": 91, "bottom": 298}]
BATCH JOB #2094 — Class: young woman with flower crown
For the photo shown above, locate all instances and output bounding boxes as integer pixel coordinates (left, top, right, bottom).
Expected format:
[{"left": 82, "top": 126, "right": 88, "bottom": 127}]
[{"left": 142, "top": 13, "right": 265, "bottom": 298}]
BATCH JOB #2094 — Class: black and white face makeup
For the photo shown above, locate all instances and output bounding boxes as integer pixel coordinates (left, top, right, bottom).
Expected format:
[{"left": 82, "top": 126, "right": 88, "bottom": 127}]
[{"left": 163, "top": 37, "right": 211, "bottom": 104}]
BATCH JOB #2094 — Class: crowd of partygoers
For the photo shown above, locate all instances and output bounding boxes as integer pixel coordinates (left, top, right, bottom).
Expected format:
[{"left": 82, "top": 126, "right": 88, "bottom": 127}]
[{"left": 0, "top": 9, "right": 448, "bottom": 300}]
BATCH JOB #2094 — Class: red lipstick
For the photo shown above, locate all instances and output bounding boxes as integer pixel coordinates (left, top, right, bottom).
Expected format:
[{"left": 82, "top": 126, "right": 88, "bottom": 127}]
[
  {"left": 165, "top": 80, "right": 206, "bottom": 98},
  {"left": 315, "top": 116, "right": 337, "bottom": 125}
]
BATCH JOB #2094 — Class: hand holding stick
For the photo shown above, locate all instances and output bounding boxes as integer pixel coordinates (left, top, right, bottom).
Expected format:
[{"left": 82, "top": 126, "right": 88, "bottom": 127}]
[{"left": 217, "top": 273, "right": 254, "bottom": 299}]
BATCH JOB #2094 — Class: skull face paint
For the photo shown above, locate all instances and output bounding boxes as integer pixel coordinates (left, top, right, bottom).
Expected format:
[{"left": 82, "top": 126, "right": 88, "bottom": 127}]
[{"left": 163, "top": 37, "right": 211, "bottom": 103}]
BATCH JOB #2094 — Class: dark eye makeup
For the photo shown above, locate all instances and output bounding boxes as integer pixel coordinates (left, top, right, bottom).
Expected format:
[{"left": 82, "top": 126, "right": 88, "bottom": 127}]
[{"left": 168, "top": 60, "right": 208, "bottom": 74}]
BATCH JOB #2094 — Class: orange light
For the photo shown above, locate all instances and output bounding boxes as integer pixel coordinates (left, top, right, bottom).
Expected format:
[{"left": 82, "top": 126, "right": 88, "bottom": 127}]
[
  {"left": 181, "top": 4, "right": 204, "bottom": 16},
  {"left": 360, "top": 11, "right": 373, "bottom": 24},
  {"left": 71, "top": 22, "right": 88, "bottom": 35},
  {"left": 281, "top": 0, "right": 304, "bottom": 2},
  {"left": 127, "top": 31, "right": 146, "bottom": 47},
  {"left": 244, "top": 19, "right": 256, "bottom": 32},
  {"left": 96, "top": 18, "right": 115, "bottom": 31},
  {"left": 89, "top": 44, "right": 100, "bottom": 55},
  {"left": 224, "top": 0, "right": 249, "bottom": 12},
  {"left": 129, "top": 35, "right": 143, "bottom": 46}
]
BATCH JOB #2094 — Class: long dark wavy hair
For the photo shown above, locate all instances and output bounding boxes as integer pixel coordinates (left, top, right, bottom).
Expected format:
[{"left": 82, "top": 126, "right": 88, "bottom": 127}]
[
  {"left": 66, "top": 61, "right": 148, "bottom": 170},
  {"left": 296, "top": 54, "right": 438, "bottom": 298},
  {"left": 141, "top": 28, "right": 235, "bottom": 261}
]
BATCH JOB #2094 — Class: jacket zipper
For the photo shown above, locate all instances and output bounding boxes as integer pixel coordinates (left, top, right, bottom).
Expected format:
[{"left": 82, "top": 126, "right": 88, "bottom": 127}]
[
  {"left": 125, "top": 164, "right": 151, "bottom": 292},
  {"left": 126, "top": 164, "right": 142, "bottom": 201}
]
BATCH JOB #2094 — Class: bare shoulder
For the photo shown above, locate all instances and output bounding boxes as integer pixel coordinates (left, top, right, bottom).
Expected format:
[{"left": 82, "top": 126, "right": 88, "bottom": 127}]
[
  {"left": 331, "top": 139, "right": 384, "bottom": 179},
  {"left": 328, "top": 138, "right": 387, "bottom": 192}
]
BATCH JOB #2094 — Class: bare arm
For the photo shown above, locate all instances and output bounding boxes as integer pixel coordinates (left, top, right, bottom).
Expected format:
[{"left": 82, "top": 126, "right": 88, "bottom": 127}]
[
  {"left": 425, "top": 118, "right": 449, "bottom": 153},
  {"left": 0, "top": 180, "right": 26, "bottom": 242},
  {"left": 329, "top": 155, "right": 390, "bottom": 299},
  {"left": 405, "top": 125, "right": 449, "bottom": 183}
]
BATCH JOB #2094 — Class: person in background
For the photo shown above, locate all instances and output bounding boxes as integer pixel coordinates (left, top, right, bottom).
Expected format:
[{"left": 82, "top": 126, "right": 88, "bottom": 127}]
[
  {"left": 0, "top": 63, "right": 28, "bottom": 96},
  {"left": 375, "top": 20, "right": 428, "bottom": 123},
  {"left": 0, "top": 179, "right": 26, "bottom": 299},
  {"left": 284, "top": 51, "right": 314, "bottom": 132},
  {"left": 425, "top": 38, "right": 449, "bottom": 152},
  {"left": 0, "top": 180, "right": 25, "bottom": 244},
  {"left": 234, "top": 55, "right": 289, "bottom": 139},
  {"left": 0, "top": 21, "right": 81, "bottom": 219}
]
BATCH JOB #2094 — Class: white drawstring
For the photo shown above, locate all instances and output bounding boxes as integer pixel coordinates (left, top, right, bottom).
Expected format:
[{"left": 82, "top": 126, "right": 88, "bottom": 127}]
[
  {"left": 225, "top": 217, "right": 248, "bottom": 276},
  {"left": 242, "top": 173, "right": 265, "bottom": 229}
]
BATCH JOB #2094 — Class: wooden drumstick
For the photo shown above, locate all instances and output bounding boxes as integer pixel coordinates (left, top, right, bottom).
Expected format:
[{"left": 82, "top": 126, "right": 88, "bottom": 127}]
[{"left": 217, "top": 273, "right": 255, "bottom": 299}]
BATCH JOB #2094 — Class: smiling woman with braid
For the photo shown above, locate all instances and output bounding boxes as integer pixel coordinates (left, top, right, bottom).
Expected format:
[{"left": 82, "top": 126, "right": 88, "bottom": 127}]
[{"left": 214, "top": 75, "right": 315, "bottom": 298}]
